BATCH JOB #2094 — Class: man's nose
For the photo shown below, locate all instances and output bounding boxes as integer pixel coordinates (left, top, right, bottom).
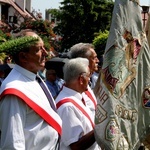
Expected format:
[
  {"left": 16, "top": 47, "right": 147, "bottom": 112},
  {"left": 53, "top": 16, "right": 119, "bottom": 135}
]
[{"left": 96, "top": 57, "right": 99, "bottom": 62}]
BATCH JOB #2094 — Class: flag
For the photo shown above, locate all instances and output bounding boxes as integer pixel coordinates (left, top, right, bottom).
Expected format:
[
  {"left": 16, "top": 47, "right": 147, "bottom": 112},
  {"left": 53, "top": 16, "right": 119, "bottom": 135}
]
[
  {"left": 94, "top": 0, "right": 150, "bottom": 149},
  {"left": 145, "top": 13, "right": 150, "bottom": 48}
]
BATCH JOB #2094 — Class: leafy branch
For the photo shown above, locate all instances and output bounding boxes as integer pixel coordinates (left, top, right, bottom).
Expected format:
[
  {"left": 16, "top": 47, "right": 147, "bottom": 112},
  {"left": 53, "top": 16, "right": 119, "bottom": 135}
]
[{"left": 0, "top": 36, "right": 39, "bottom": 55}]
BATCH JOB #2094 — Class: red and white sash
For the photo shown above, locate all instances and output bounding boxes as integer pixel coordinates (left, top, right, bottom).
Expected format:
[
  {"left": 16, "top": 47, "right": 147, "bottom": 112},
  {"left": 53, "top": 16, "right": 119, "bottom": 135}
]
[
  {"left": 0, "top": 88, "right": 62, "bottom": 136},
  {"left": 56, "top": 98, "right": 95, "bottom": 128},
  {"left": 85, "top": 90, "right": 97, "bottom": 109}
]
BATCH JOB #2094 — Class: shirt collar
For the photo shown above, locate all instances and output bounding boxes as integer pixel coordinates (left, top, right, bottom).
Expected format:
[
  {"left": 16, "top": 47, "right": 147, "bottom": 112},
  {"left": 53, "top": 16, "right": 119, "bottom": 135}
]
[
  {"left": 14, "top": 64, "right": 37, "bottom": 81},
  {"left": 63, "top": 86, "right": 83, "bottom": 101}
]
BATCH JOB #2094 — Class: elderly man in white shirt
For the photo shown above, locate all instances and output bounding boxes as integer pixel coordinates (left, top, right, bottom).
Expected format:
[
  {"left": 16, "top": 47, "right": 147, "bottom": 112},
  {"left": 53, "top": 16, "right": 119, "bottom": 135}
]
[
  {"left": 68, "top": 43, "right": 99, "bottom": 122},
  {"left": 55, "top": 57, "right": 100, "bottom": 150},
  {"left": 0, "top": 29, "right": 62, "bottom": 149}
]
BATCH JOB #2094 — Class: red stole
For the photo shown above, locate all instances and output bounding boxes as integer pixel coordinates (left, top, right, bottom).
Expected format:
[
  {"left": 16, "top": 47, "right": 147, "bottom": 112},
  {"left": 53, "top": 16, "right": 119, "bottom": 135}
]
[
  {"left": 85, "top": 90, "right": 97, "bottom": 109},
  {"left": 0, "top": 88, "right": 62, "bottom": 135},
  {"left": 56, "top": 98, "right": 95, "bottom": 128}
]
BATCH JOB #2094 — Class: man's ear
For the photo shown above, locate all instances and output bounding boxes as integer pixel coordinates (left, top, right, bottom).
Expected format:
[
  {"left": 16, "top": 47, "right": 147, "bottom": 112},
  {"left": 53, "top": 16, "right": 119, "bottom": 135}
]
[
  {"left": 19, "top": 52, "right": 27, "bottom": 62},
  {"left": 79, "top": 75, "right": 84, "bottom": 85}
]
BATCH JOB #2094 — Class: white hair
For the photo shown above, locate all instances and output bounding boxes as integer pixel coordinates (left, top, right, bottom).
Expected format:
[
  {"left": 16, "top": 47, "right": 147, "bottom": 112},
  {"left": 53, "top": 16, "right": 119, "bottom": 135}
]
[{"left": 63, "top": 57, "right": 89, "bottom": 83}]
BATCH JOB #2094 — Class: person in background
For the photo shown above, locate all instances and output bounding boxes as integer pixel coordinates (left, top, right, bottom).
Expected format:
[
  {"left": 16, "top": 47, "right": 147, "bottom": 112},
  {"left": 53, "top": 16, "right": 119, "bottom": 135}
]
[
  {"left": 68, "top": 43, "right": 99, "bottom": 121},
  {"left": 0, "top": 29, "right": 62, "bottom": 149},
  {"left": 55, "top": 76, "right": 65, "bottom": 91},
  {"left": 0, "top": 59, "right": 14, "bottom": 85},
  {"left": 91, "top": 55, "right": 103, "bottom": 89},
  {"left": 4, "top": 56, "right": 12, "bottom": 64},
  {"left": 55, "top": 57, "right": 100, "bottom": 150},
  {"left": 45, "top": 69, "right": 61, "bottom": 99},
  {"left": 90, "top": 70, "right": 99, "bottom": 89},
  {"left": 68, "top": 43, "right": 99, "bottom": 75},
  {"left": 38, "top": 66, "right": 46, "bottom": 80}
]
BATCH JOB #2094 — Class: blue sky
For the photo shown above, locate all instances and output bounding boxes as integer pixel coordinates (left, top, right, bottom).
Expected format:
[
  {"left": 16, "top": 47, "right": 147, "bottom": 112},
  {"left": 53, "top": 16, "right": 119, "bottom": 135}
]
[{"left": 31, "top": 0, "right": 150, "bottom": 18}]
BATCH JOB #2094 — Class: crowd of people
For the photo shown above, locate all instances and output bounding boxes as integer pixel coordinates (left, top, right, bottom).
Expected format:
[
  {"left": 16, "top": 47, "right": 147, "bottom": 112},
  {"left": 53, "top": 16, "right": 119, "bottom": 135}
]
[
  {"left": 0, "top": 29, "right": 102, "bottom": 149},
  {"left": 0, "top": 28, "right": 146, "bottom": 150}
]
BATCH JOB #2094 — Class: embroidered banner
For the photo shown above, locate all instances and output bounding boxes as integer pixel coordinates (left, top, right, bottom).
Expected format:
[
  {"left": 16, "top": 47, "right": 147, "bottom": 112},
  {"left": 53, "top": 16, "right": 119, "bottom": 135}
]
[{"left": 94, "top": 0, "right": 150, "bottom": 149}]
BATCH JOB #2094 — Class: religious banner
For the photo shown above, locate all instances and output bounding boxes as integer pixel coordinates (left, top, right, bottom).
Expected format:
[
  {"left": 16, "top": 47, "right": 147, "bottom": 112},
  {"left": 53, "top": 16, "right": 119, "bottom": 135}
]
[
  {"left": 94, "top": 0, "right": 150, "bottom": 149},
  {"left": 145, "top": 13, "right": 150, "bottom": 48}
]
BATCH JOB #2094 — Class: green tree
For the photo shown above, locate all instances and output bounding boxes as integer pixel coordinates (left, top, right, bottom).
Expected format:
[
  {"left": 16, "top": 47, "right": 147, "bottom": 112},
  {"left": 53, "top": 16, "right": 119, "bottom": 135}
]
[
  {"left": 46, "top": 9, "right": 61, "bottom": 21},
  {"left": 18, "top": 15, "right": 56, "bottom": 51},
  {"left": 93, "top": 30, "right": 109, "bottom": 57},
  {"left": 0, "top": 30, "right": 13, "bottom": 60},
  {"left": 54, "top": 0, "right": 114, "bottom": 51}
]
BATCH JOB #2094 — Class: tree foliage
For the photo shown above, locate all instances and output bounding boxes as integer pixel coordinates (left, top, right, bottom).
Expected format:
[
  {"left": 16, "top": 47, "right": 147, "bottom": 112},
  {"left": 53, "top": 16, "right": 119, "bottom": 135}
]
[
  {"left": 0, "top": 36, "right": 39, "bottom": 56},
  {"left": 53, "top": 0, "right": 114, "bottom": 51},
  {"left": 15, "top": 10, "right": 59, "bottom": 52},
  {"left": 19, "top": 18, "right": 53, "bottom": 50},
  {"left": 0, "top": 10, "right": 59, "bottom": 60},
  {"left": 0, "top": 29, "right": 13, "bottom": 60},
  {"left": 93, "top": 30, "right": 109, "bottom": 57}
]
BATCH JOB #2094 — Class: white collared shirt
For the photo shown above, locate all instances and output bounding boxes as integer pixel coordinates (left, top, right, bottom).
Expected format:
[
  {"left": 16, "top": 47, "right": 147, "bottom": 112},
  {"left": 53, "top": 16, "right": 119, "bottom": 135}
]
[
  {"left": 0, "top": 65, "right": 62, "bottom": 150},
  {"left": 82, "top": 85, "right": 97, "bottom": 122},
  {"left": 55, "top": 86, "right": 99, "bottom": 150}
]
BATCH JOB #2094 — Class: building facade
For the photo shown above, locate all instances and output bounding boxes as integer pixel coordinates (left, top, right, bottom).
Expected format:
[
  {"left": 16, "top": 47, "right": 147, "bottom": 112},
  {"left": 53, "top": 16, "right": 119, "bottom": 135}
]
[{"left": 0, "top": 0, "right": 33, "bottom": 27}]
